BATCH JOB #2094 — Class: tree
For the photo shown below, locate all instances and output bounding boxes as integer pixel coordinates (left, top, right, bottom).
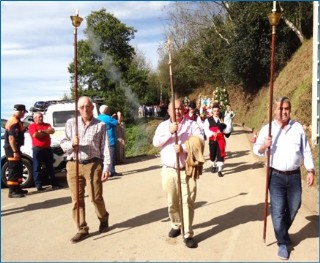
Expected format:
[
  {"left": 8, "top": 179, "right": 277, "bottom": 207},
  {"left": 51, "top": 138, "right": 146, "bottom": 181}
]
[
  {"left": 68, "top": 9, "right": 136, "bottom": 93},
  {"left": 68, "top": 9, "right": 154, "bottom": 120},
  {"left": 160, "top": 1, "right": 313, "bottom": 94}
]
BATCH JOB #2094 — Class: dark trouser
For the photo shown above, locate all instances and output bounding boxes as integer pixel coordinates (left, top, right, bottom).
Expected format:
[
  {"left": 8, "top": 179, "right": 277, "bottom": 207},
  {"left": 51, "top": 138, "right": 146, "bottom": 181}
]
[
  {"left": 209, "top": 141, "right": 224, "bottom": 162},
  {"left": 109, "top": 145, "right": 116, "bottom": 174},
  {"left": 4, "top": 147, "right": 23, "bottom": 188},
  {"left": 32, "top": 147, "right": 56, "bottom": 188},
  {"left": 269, "top": 170, "right": 302, "bottom": 246}
]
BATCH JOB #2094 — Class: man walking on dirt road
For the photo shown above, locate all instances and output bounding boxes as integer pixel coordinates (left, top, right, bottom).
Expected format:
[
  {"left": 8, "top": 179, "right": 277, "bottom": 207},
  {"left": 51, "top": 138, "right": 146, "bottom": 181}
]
[
  {"left": 61, "top": 96, "right": 112, "bottom": 244},
  {"left": 153, "top": 98, "right": 204, "bottom": 249},
  {"left": 253, "top": 96, "right": 315, "bottom": 260}
]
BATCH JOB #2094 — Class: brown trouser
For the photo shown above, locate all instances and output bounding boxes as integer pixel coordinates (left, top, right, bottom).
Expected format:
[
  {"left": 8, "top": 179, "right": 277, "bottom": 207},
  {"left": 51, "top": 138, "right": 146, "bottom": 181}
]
[{"left": 66, "top": 160, "right": 109, "bottom": 234}]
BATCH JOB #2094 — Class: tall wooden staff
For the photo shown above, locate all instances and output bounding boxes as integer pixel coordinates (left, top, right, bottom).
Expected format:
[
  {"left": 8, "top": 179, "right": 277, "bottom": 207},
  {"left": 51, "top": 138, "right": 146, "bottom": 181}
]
[
  {"left": 70, "top": 10, "right": 83, "bottom": 228},
  {"left": 165, "top": 38, "right": 185, "bottom": 237},
  {"left": 263, "top": 3, "right": 281, "bottom": 243}
]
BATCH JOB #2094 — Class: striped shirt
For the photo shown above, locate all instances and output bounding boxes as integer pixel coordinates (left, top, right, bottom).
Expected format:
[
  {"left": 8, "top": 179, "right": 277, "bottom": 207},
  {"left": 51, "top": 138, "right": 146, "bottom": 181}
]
[{"left": 60, "top": 117, "right": 111, "bottom": 172}]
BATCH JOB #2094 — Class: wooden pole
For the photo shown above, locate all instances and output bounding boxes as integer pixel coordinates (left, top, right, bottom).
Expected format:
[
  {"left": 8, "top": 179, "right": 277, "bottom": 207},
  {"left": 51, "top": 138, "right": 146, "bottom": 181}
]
[
  {"left": 73, "top": 26, "right": 80, "bottom": 228},
  {"left": 264, "top": 10, "right": 281, "bottom": 243},
  {"left": 166, "top": 39, "right": 185, "bottom": 238},
  {"left": 70, "top": 11, "right": 83, "bottom": 229}
]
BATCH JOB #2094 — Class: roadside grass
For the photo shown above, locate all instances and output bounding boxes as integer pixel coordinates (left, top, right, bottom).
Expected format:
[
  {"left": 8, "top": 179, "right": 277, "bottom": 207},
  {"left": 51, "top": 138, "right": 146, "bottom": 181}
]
[{"left": 125, "top": 119, "right": 161, "bottom": 157}]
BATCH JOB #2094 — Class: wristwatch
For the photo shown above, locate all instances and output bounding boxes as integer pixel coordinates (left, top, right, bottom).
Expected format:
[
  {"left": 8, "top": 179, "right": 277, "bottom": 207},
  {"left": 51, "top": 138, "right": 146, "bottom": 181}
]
[{"left": 307, "top": 169, "right": 315, "bottom": 174}]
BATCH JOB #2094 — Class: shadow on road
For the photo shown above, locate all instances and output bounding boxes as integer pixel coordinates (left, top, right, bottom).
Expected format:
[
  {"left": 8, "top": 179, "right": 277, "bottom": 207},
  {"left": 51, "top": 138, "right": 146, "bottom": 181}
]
[
  {"left": 121, "top": 165, "right": 161, "bottom": 176},
  {"left": 1, "top": 196, "right": 71, "bottom": 217},
  {"left": 203, "top": 161, "right": 264, "bottom": 176},
  {"left": 194, "top": 202, "right": 265, "bottom": 243},
  {"left": 225, "top": 150, "right": 250, "bottom": 159},
  {"left": 94, "top": 201, "right": 207, "bottom": 240},
  {"left": 291, "top": 215, "right": 319, "bottom": 247},
  {"left": 223, "top": 161, "right": 265, "bottom": 176}
]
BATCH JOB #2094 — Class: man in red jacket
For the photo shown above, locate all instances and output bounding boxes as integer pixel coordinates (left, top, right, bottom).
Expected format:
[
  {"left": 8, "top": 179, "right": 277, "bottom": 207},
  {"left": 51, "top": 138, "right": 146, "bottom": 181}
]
[{"left": 28, "top": 112, "right": 61, "bottom": 191}]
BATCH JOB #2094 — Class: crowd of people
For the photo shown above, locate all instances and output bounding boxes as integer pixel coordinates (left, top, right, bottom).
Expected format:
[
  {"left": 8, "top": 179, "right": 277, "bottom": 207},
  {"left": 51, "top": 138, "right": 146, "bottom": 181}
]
[
  {"left": 3, "top": 95, "right": 315, "bottom": 259},
  {"left": 138, "top": 103, "right": 168, "bottom": 118}
]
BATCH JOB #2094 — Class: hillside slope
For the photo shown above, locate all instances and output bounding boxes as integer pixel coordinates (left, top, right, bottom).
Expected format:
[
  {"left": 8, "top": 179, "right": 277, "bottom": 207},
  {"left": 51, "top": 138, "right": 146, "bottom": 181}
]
[
  {"left": 231, "top": 38, "right": 313, "bottom": 132},
  {"left": 189, "top": 39, "right": 312, "bottom": 132}
]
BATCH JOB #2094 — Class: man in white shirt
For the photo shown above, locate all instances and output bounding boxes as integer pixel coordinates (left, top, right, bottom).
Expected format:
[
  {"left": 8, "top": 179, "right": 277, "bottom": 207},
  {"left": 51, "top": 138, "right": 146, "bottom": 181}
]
[
  {"left": 153, "top": 99, "right": 204, "bottom": 248},
  {"left": 253, "top": 96, "right": 315, "bottom": 260}
]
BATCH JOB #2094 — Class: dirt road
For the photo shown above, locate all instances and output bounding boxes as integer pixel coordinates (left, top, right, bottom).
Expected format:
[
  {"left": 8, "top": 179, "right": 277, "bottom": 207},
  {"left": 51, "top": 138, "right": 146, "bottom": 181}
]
[{"left": 1, "top": 126, "right": 318, "bottom": 262}]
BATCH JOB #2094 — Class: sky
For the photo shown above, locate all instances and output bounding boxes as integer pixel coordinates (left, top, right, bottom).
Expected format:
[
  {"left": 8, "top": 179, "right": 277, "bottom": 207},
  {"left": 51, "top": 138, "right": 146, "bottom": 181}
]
[{"left": 1, "top": 1, "right": 172, "bottom": 119}]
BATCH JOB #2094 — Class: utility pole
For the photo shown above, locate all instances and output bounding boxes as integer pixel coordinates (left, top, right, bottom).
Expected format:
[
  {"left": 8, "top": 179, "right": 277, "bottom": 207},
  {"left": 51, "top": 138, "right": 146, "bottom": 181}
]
[{"left": 312, "top": 1, "right": 319, "bottom": 147}]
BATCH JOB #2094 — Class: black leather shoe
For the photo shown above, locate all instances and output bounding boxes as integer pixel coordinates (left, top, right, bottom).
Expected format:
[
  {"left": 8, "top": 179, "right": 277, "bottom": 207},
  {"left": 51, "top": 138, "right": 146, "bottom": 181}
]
[
  {"left": 211, "top": 167, "right": 217, "bottom": 173},
  {"left": 70, "top": 232, "right": 90, "bottom": 244},
  {"left": 16, "top": 187, "right": 28, "bottom": 194},
  {"left": 37, "top": 186, "right": 45, "bottom": 192},
  {"left": 168, "top": 228, "right": 181, "bottom": 238},
  {"left": 218, "top": 171, "right": 224, "bottom": 177},
  {"left": 99, "top": 220, "right": 109, "bottom": 233},
  {"left": 184, "top": 237, "right": 198, "bottom": 248},
  {"left": 8, "top": 192, "right": 25, "bottom": 198}
]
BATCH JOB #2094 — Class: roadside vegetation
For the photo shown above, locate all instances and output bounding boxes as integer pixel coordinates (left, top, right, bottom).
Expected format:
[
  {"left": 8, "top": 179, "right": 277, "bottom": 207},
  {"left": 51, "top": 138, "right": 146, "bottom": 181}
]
[{"left": 125, "top": 119, "right": 160, "bottom": 157}]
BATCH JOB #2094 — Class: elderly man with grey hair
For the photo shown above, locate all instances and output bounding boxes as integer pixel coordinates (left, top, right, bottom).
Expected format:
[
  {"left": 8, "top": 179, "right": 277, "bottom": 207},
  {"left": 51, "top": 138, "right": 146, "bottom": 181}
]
[
  {"left": 61, "top": 96, "right": 112, "bottom": 243},
  {"left": 98, "top": 104, "right": 122, "bottom": 177}
]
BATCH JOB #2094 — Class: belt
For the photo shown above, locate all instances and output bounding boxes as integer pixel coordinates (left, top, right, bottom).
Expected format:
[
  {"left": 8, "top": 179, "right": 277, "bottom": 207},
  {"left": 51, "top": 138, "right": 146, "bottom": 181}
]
[
  {"left": 271, "top": 168, "right": 300, "bottom": 175},
  {"left": 69, "top": 158, "right": 101, "bottom": 164}
]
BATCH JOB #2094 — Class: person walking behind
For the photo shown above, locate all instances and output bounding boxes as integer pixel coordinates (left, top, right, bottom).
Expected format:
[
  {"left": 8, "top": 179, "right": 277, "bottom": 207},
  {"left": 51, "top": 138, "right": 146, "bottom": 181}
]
[
  {"left": 60, "top": 96, "right": 111, "bottom": 244},
  {"left": 253, "top": 96, "right": 315, "bottom": 260},
  {"left": 153, "top": 99, "right": 204, "bottom": 249},
  {"left": 185, "top": 101, "right": 206, "bottom": 141},
  {"left": 203, "top": 103, "right": 230, "bottom": 177},
  {"left": 28, "top": 112, "right": 61, "bottom": 191},
  {"left": 3, "top": 104, "right": 28, "bottom": 198},
  {"left": 115, "top": 114, "right": 126, "bottom": 164},
  {"left": 98, "top": 105, "right": 122, "bottom": 177},
  {"left": 223, "top": 105, "right": 235, "bottom": 138}
]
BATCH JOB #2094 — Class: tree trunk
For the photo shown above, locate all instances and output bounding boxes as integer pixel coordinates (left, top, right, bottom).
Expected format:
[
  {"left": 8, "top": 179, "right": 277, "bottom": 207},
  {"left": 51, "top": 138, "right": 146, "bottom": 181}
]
[{"left": 281, "top": 15, "right": 304, "bottom": 43}]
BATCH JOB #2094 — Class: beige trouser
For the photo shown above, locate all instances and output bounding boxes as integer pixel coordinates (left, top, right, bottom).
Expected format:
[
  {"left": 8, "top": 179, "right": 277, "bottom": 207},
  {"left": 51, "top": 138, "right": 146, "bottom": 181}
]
[
  {"left": 66, "top": 161, "right": 109, "bottom": 234},
  {"left": 161, "top": 166, "right": 197, "bottom": 238}
]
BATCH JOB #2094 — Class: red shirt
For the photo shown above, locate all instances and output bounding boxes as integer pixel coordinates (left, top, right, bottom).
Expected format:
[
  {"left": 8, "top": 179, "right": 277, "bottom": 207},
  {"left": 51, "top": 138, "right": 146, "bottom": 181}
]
[
  {"left": 28, "top": 122, "right": 52, "bottom": 148},
  {"left": 184, "top": 113, "right": 198, "bottom": 121}
]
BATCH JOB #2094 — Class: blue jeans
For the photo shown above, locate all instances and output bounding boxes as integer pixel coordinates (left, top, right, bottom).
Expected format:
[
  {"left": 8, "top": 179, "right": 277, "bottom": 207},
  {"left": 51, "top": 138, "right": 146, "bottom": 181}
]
[
  {"left": 269, "top": 170, "right": 301, "bottom": 246},
  {"left": 32, "top": 147, "right": 56, "bottom": 188},
  {"left": 109, "top": 145, "right": 116, "bottom": 174}
]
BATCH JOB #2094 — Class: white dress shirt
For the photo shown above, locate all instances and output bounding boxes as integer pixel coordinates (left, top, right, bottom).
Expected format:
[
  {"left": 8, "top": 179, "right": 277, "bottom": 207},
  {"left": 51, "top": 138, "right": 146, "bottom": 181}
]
[{"left": 253, "top": 119, "right": 314, "bottom": 171}]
